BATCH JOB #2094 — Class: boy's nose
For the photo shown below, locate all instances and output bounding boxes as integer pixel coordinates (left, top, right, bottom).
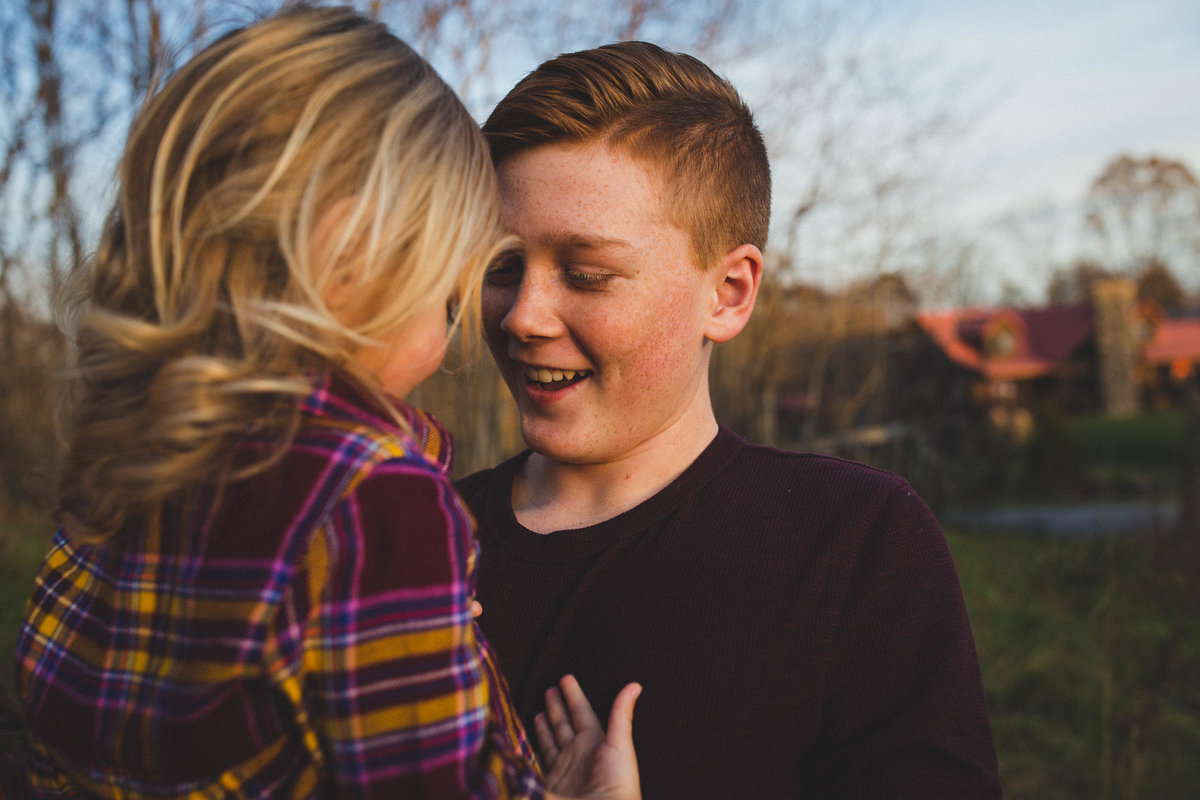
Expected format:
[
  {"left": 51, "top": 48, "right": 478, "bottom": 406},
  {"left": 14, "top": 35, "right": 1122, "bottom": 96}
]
[{"left": 499, "top": 273, "right": 563, "bottom": 341}]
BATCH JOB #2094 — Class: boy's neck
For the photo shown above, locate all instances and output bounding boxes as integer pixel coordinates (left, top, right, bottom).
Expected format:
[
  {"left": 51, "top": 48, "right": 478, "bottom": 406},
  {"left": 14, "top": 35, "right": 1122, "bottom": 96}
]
[{"left": 511, "top": 404, "right": 719, "bottom": 534}]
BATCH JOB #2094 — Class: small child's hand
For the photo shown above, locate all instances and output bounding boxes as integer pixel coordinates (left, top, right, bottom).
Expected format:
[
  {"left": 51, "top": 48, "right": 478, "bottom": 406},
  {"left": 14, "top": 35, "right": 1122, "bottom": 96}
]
[
  {"left": 470, "top": 599, "right": 483, "bottom": 619},
  {"left": 537, "top": 675, "right": 642, "bottom": 800}
]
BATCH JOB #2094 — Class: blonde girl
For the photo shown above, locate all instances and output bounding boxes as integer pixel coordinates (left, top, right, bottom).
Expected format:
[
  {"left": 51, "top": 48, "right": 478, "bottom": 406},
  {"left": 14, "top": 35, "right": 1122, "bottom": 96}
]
[{"left": 15, "top": 5, "right": 638, "bottom": 798}]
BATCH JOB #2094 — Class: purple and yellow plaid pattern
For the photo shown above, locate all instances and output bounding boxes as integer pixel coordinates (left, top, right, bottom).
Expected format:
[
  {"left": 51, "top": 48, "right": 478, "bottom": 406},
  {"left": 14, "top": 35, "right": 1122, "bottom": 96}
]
[{"left": 14, "top": 371, "right": 543, "bottom": 799}]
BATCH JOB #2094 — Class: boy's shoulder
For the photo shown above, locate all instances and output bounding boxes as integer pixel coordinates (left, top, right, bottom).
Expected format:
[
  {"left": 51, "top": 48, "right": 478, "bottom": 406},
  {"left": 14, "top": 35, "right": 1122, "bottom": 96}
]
[
  {"left": 734, "top": 435, "right": 909, "bottom": 487},
  {"left": 696, "top": 427, "right": 914, "bottom": 501}
]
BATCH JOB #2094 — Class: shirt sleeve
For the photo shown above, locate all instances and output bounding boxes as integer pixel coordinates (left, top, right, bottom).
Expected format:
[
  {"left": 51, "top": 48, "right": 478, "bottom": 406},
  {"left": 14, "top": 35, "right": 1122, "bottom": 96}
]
[
  {"left": 807, "top": 481, "right": 1001, "bottom": 799},
  {"left": 299, "top": 455, "right": 545, "bottom": 799}
]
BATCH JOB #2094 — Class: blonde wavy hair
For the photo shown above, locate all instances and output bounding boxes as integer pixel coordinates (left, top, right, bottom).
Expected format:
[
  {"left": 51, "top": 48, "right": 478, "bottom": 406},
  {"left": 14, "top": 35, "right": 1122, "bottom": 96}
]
[{"left": 57, "top": 4, "right": 507, "bottom": 540}]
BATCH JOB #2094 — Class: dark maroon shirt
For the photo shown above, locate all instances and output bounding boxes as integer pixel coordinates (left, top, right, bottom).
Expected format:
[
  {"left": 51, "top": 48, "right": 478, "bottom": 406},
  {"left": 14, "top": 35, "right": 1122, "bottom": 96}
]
[{"left": 458, "top": 426, "right": 1000, "bottom": 799}]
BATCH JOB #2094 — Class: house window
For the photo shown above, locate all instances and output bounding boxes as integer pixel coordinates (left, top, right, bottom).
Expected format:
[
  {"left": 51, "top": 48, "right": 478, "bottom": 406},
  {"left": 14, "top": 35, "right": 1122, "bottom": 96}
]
[
  {"left": 1135, "top": 317, "right": 1156, "bottom": 344},
  {"left": 986, "top": 326, "right": 1017, "bottom": 358},
  {"left": 990, "top": 380, "right": 1017, "bottom": 400}
]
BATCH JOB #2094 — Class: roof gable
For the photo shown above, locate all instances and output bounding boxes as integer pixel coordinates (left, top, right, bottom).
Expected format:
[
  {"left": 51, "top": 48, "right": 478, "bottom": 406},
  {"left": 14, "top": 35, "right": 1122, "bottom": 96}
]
[
  {"left": 917, "top": 304, "right": 1094, "bottom": 379},
  {"left": 1144, "top": 318, "right": 1200, "bottom": 364}
]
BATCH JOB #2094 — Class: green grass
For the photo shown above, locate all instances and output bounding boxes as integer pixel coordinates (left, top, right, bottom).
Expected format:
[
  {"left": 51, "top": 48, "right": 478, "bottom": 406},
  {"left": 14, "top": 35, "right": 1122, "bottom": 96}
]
[
  {"left": 947, "top": 527, "right": 1200, "bottom": 800},
  {"left": 3, "top": 516, "right": 1198, "bottom": 798},
  {"left": 0, "top": 515, "right": 52, "bottom": 708},
  {"left": 1063, "top": 409, "right": 1186, "bottom": 469},
  {"left": 946, "top": 409, "right": 1192, "bottom": 505}
]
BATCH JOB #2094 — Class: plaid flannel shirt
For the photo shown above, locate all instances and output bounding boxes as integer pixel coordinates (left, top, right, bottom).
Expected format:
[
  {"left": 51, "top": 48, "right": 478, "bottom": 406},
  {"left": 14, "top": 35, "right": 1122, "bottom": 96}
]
[{"left": 14, "top": 371, "right": 543, "bottom": 799}]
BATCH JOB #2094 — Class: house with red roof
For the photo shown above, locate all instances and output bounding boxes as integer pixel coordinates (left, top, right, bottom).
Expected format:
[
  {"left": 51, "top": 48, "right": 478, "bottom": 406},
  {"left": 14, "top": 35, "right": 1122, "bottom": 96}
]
[
  {"left": 912, "top": 278, "right": 1200, "bottom": 440},
  {"left": 1142, "top": 315, "right": 1200, "bottom": 384}
]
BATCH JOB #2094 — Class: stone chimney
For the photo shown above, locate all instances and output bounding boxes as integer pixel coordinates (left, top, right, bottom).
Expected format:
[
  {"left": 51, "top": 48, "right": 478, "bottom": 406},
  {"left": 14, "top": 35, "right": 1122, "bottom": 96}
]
[{"left": 1091, "top": 277, "right": 1140, "bottom": 416}]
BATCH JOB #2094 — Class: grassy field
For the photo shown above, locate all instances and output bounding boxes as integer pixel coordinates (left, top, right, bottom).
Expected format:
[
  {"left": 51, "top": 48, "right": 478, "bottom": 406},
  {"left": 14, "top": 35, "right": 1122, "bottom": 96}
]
[
  {"left": 996, "top": 408, "right": 1191, "bottom": 504},
  {"left": 947, "top": 526, "right": 1200, "bottom": 799},
  {"left": 1063, "top": 409, "right": 1187, "bottom": 469},
  {"left": 0, "top": 516, "right": 52, "bottom": 710},
  {"left": 3, "top": 515, "right": 1198, "bottom": 797}
]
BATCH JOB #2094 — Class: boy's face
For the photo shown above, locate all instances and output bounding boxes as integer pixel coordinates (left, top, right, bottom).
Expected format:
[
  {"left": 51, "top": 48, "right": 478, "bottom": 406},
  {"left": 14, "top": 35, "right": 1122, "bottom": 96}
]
[{"left": 483, "top": 140, "right": 722, "bottom": 465}]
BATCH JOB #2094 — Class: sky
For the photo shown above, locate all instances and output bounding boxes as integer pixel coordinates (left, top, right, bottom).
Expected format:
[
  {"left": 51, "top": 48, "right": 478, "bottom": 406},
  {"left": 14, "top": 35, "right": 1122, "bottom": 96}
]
[
  {"left": 24, "top": 0, "right": 1200, "bottom": 307},
  {"left": 898, "top": 0, "right": 1200, "bottom": 231}
]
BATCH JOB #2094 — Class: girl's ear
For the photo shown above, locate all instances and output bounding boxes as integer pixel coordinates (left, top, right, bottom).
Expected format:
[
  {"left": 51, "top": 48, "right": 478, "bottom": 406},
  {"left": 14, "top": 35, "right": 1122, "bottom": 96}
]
[
  {"left": 704, "top": 243, "right": 763, "bottom": 343},
  {"left": 312, "top": 196, "right": 360, "bottom": 314}
]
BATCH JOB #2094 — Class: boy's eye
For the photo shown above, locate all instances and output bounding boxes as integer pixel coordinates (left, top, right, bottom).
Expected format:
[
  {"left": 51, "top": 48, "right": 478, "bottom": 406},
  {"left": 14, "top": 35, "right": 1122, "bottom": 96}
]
[
  {"left": 565, "top": 268, "right": 614, "bottom": 288},
  {"left": 484, "top": 251, "right": 524, "bottom": 287}
]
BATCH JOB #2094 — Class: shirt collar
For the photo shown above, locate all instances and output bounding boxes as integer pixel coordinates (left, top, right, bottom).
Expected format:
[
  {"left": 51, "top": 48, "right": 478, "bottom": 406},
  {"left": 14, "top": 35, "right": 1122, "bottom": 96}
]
[{"left": 303, "top": 367, "right": 454, "bottom": 474}]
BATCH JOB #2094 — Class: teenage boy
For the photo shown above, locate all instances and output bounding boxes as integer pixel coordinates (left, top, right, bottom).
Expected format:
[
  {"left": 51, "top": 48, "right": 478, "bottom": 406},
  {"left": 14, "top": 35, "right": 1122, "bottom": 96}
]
[{"left": 458, "top": 41, "right": 1000, "bottom": 799}]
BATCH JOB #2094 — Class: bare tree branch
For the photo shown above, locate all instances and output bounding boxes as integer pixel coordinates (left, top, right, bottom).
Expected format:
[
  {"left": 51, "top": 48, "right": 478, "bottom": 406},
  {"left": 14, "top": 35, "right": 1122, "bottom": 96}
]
[{"left": 1084, "top": 153, "right": 1200, "bottom": 276}]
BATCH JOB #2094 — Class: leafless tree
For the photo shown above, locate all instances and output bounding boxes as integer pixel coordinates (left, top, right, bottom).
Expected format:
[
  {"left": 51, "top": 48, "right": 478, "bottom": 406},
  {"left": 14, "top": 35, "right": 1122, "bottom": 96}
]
[
  {"left": 1047, "top": 259, "right": 1113, "bottom": 307},
  {"left": 1084, "top": 153, "right": 1200, "bottom": 280},
  {"left": 1135, "top": 258, "right": 1186, "bottom": 313},
  {"left": 0, "top": 0, "right": 219, "bottom": 515},
  {"left": 373, "top": 0, "right": 743, "bottom": 115}
]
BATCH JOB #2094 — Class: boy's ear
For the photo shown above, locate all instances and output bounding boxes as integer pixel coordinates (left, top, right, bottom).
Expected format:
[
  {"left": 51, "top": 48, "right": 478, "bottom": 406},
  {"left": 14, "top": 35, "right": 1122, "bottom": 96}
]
[{"left": 704, "top": 243, "right": 762, "bottom": 343}]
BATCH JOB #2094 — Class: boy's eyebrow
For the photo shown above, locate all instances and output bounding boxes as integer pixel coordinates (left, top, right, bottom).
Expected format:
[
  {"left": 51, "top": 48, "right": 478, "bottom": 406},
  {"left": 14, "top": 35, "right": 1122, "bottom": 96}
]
[{"left": 543, "top": 232, "right": 637, "bottom": 254}]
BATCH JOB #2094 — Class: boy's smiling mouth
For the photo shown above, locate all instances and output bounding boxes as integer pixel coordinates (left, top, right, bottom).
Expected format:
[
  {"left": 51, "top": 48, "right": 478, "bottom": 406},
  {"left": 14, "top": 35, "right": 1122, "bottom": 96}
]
[{"left": 522, "top": 366, "right": 592, "bottom": 390}]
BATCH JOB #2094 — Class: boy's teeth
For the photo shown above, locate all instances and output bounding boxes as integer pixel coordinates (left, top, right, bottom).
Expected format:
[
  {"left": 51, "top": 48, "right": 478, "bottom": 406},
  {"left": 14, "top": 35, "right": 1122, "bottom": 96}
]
[{"left": 527, "top": 367, "right": 581, "bottom": 382}]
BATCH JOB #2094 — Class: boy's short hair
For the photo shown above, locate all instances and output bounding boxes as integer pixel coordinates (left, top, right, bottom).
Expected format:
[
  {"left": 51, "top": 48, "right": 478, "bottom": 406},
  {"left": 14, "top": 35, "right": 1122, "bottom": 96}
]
[{"left": 483, "top": 41, "right": 771, "bottom": 269}]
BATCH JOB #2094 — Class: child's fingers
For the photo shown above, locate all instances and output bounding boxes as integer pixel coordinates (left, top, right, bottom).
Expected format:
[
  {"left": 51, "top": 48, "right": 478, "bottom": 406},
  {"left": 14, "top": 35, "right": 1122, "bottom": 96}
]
[
  {"left": 543, "top": 681, "right": 576, "bottom": 749},
  {"left": 605, "top": 681, "right": 643, "bottom": 750},
  {"left": 534, "top": 710, "right": 561, "bottom": 766},
  {"left": 557, "top": 674, "right": 602, "bottom": 733}
]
